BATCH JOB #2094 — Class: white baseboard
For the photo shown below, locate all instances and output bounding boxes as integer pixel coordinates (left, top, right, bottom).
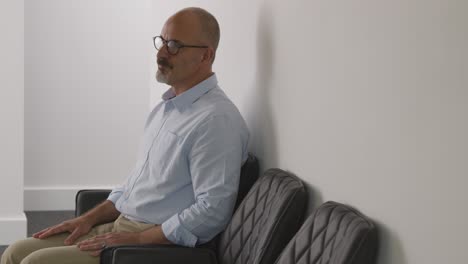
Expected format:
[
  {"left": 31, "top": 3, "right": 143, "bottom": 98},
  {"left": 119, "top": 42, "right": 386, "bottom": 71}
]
[
  {"left": 0, "top": 214, "right": 27, "bottom": 244},
  {"left": 24, "top": 186, "right": 114, "bottom": 211}
]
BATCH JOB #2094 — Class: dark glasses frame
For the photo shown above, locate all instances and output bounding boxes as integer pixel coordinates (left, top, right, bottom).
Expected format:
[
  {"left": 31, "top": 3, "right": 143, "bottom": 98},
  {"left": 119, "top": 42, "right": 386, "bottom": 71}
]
[{"left": 153, "top": 36, "right": 208, "bottom": 55}]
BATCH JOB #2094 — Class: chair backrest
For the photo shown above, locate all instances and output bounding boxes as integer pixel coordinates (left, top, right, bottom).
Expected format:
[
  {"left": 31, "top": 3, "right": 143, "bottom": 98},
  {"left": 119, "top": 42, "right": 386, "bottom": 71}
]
[
  {"left": 217, "top": 169, "right": 307, "bottom": 264},
  {"left": 274, "top": 201, "right": 378, "bottom": 264},
  {"left": 234, "top": 152, "right": 260, "bottom": 211},
  {"left": 75, "top": 189, "right": 111, "bottom": 217}
]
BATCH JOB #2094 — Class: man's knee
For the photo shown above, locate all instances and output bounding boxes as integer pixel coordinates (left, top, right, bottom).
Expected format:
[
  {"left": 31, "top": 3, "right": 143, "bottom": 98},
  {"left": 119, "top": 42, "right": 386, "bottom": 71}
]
[
  {"left": 20, "top": 248, "right": 77, "bottom": 264},
  {"left": 19, "top": 246, "right": 98, "bottom": 264},
  {"left": 1, "top": 236, "right": 67, "bottom": 264},
  {"left": 20, "top": 249, "right": 50, "bottom": 264},
  {"left": 1, "top": 240, "right": 30, "bottom": 264}
]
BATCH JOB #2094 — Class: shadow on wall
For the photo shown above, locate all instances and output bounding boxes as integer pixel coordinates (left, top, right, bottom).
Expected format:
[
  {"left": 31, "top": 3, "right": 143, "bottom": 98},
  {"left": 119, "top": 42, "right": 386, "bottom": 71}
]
[
  {"left": 301, "top": 181, "right": 324, "bottom": 216},
  {"left": 300, "top": 182, "right": 408, "bottom": 264},
  {"left": 244, "top": 2, "right": 277, "bottom": 172},
  {"left": 286, "top": 175, "right": 408, "bottom": 264},
  {"left": 245, "top": 2, "right": 408, "bottom": 264},
  {"left": 373, "top": 219, "right": 408, "bottom": 264}
]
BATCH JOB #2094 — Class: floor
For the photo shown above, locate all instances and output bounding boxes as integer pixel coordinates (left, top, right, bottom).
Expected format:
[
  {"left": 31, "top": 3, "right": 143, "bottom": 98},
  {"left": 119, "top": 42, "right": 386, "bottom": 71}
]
[{"left": 0, "top": 211, "right": 75, "bottom": 259}]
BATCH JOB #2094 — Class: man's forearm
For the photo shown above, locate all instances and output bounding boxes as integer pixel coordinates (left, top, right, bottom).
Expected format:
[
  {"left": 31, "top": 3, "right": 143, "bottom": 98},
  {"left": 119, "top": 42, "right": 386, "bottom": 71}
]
[
  {"left": 81, "top": 200, "right": 120, "bottom": 226},
  {"left": 139, "top": 225, "right": 172, "bottom": 245}
]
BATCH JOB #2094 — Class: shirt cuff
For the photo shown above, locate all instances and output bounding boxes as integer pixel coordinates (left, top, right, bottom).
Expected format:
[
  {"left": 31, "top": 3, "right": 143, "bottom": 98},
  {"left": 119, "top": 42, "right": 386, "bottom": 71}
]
[
  {"left": 161, "top": 214, "right": 198, "bottom": 247},
  {"left": 106, "top": 191, "right": 122, "bottom": 204}
]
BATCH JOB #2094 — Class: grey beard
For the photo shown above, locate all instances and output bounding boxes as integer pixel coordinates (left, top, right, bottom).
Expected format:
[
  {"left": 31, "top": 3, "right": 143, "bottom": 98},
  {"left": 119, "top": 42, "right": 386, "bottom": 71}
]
[{"left": 156, "top": 70, "right": 168, "bottom": 84}]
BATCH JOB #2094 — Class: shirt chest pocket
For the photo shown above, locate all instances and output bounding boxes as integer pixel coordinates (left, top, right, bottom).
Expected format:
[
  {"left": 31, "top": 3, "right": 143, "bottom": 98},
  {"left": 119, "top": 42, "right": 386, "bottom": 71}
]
[{"left": 149, "top": 130, "right": 182, "bottom": 175}]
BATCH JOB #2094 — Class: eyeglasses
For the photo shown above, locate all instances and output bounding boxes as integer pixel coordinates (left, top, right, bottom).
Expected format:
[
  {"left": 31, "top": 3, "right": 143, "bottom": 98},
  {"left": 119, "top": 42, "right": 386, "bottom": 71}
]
[{"left": 153, "top": 36, "right": 208, "bottom": 55}]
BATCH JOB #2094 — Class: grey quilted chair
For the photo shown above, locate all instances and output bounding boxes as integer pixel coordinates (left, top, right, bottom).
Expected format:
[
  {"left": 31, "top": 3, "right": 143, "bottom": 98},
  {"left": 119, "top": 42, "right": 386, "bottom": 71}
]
[
  {"left": 216, "top": 168, "right": 307, "bottom": 264},
  {"left": 274, "top": 201, "right": 378, "bottom": 264},
  {"left": 98, "top": 168, "right": 307, "bottom": 264}
]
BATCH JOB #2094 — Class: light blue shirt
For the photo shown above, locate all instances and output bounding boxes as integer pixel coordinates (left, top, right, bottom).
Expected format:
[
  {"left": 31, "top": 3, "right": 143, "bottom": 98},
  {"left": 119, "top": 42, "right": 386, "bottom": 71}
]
[{"left": 107, "top": 74, "right": 249, "bottom": 247}]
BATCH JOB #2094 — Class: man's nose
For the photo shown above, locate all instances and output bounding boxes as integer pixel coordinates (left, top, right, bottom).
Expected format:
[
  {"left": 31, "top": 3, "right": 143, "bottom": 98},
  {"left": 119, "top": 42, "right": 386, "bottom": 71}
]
[{"left": 156, "top": 44, "right": 170, "bottom": 58}]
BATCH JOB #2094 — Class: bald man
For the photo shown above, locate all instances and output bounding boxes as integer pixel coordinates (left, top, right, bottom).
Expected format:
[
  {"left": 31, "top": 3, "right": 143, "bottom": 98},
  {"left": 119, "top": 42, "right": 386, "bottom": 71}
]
[{"left": 1, "top": 7, "right": 249, "bottom": 264}]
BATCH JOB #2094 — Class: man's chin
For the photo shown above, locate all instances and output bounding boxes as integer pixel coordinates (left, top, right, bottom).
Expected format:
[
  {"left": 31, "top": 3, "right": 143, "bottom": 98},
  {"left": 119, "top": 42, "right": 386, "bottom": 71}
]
[{"left": 156, "top": 71, "right": 169, "bottom": 84}]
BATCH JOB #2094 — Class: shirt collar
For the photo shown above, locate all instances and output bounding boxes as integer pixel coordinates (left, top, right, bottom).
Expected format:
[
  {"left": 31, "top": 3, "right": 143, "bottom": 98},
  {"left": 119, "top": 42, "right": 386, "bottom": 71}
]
[{"left": 161, "top": 74, "right": 218, "bottom": 112}]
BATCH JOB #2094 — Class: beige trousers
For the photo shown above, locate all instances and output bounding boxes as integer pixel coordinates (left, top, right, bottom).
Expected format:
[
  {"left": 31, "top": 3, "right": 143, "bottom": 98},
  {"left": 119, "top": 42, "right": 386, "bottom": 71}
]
[{"left": 1, "top": 215, "right": 154, "bottom": 264}]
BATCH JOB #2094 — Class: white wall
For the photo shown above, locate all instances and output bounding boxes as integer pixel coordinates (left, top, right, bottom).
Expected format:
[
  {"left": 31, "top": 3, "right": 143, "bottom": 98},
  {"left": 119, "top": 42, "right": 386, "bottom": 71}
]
[
  {"left": 24, "top": 0, "right": 152, "bottom": 210},
  {"left": 0, "top": 0, "right": 27, "bottom": 244},
  {"left": 244, "top": 1, "right": 467, "bottom": 264}
]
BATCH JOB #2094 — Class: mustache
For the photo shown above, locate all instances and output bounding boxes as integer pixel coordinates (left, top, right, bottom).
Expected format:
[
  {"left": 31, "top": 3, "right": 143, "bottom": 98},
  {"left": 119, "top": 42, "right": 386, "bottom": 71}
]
[{"left": 157, "top": 58, "right": 173, "bottom": 69}]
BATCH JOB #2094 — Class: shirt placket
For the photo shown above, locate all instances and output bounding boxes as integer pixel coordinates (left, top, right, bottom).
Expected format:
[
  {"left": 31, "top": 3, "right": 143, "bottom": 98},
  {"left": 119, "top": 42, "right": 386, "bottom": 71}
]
[{"left": 123, "top": 101, "right": 174, "bottom": 201}]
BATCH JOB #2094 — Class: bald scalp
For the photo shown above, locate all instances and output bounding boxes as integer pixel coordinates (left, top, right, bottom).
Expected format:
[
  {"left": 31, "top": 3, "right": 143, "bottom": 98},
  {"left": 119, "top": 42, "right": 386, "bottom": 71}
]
[{"left": 177, "top": 7, "right": 220, "bottom": 51}]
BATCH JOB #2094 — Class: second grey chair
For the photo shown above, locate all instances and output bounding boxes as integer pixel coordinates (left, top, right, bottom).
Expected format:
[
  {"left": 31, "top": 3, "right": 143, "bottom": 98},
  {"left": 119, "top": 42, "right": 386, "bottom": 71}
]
[{"left": 274, "top": 201, "right": 378, "bottom": 264}]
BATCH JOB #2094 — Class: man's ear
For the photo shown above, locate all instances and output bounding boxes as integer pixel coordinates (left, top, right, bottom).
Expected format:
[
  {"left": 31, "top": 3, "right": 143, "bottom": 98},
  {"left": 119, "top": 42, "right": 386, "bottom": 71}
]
[{"left": 201, "top": 47, "right": 215, "bottom": 64}]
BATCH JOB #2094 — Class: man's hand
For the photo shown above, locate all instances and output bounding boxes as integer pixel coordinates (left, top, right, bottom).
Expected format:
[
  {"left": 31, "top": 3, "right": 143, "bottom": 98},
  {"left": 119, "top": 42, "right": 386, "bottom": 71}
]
[
  {"left": 32, "top": 216, "right": 94, "bottom": 245},
  {"left": 33, "top": 200, "right": 120, "bottom": 246},
  {"left": 77, "top": 232, "right": 140, "bottom": 257},
  {"left": 77, "top": 225, "right": 172, "bottom": 257}
]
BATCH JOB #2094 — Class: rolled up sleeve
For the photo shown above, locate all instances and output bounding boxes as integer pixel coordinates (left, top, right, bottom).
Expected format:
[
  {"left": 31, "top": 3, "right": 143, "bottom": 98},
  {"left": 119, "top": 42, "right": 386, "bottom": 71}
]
[{"left": 107, "top": 186, "right": 124, "bottom": 204}]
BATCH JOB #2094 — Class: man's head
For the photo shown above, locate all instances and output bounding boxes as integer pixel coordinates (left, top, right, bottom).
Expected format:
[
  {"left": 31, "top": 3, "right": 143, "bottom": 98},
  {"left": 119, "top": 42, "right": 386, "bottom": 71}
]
[{"left": 155, "top": 7, "right": 220, "bottom": 94}]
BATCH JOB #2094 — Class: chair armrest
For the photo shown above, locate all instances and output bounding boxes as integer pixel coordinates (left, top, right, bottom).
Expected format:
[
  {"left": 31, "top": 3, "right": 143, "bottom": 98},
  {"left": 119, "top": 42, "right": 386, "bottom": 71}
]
[
  {"left": 100, "top": 245, "right": 217, "bottom": 264},
  {"left": 75, "top": 189, "right": 111, "bottom": 217}
]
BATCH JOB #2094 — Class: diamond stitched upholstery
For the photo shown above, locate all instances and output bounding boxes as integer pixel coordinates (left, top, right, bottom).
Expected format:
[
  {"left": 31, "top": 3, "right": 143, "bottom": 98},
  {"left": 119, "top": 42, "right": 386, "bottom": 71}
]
[
  {"left": 217, "top": 168, "right": 307, "bottom": 264},
  {"left": 274, "top": 201, "right": 378, "bottom": 264}
]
